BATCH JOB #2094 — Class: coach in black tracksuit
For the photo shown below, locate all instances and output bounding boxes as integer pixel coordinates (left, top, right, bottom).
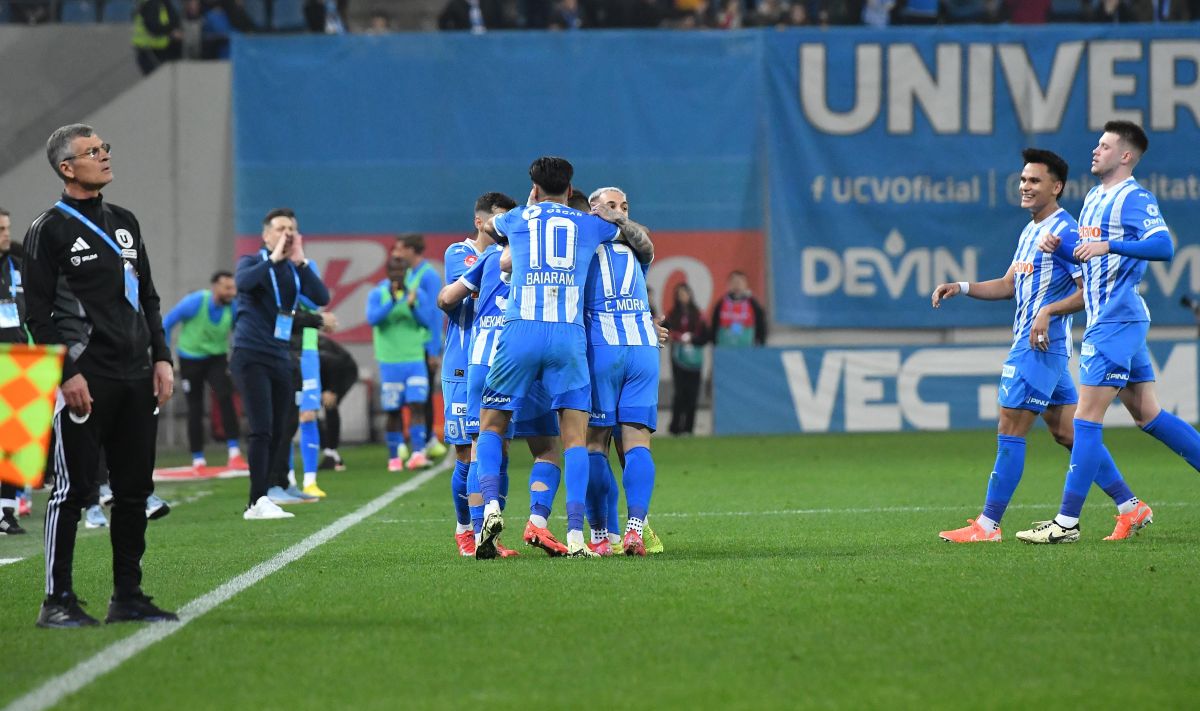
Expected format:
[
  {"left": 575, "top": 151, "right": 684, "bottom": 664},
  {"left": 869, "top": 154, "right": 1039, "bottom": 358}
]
[
  {"left": 232, "top": 208, "right": 329, "bottom": 519},
  {"left": 24, "top": 124, "right": 178, "bottom": 628}
]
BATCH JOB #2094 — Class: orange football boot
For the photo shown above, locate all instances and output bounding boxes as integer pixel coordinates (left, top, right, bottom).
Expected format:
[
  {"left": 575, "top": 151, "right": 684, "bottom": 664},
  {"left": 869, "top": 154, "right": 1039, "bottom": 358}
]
[
  {"left": 938, "top": 519, "right": 1002, "bottom": 543},
  {"left": 455, "top": 530, "right": 476, "bottom": 557},
  {"left": 622, "top": 529, "right": 646, "bottom": 556},
  {"left": 523, "top": 520, "right": 567, "bottom": 557},
  {"left": 1103, "top": 501, "right": 1153, "bottom": 540}
]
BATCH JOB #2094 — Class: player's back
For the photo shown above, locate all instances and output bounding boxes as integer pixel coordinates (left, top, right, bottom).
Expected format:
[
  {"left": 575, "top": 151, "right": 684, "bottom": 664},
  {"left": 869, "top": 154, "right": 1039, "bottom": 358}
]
[
  {"left": 461, "top": 246, "right": 508, "bottom": 367},
  {"left": 443, "top": 240, "right": 482, "bottom": 379},
  {"left": 1078, "top": 178, "right": 1165, "bottom": 325},
  {"left": 584, "top": 241, "right": 657, "bottom": 347},
  {"left": 493, "top": 202, "right": 618, "bottom": 327},
  {"left": 1010, "top": 208, "right": 1080, "bottom": 356}
]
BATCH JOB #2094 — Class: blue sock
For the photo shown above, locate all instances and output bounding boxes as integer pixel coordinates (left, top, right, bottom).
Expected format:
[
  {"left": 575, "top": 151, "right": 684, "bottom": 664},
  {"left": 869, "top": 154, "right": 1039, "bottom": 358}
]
[
  {"left": 477, "top": 430, "right": 503, "bottom": 505},
  {"left": 1143, "top": 410, "right": 1200, "bottom": 472},
  {"left": 191, "top": 450, "right": 204, "bottom": 461},
  {"left": 300, "top": 420, "right": 320, "bottom": 474},
  {"left": 586, "top": 452, "right": 610, "bottom": 531},
  {"left": 623, "top": 446, "right": 656, "bottom": 522},
  {"left": 288, "top": 444, "right": 295, "bottom": 473},
  {"left": 529, "top": 461, "right": 560, "bottom": 519},
  {"left": 1060, "top": 419, "right": 1105, "bottom": 518},
  {"left": 452, "top": 460, "right": 470, "bottom": 526},
  {"left": 467, "top": 461, "right": 483, "bottom": 536},
  {"left": 409, "top": 424, "right": 428, "bottom": 454},
  {"left": 564, "top": 446, "right": 589, "bottom": 532},
  {"left": 1093, "top": 444, "right": 1135, "bottom": 504},
  {"left": 226, "top": 439, "right": 239, "bottom": 450},
  {"left": 981, "top": 435, "right": 1025, "bottom": 524},
  {"left": 386, "top": 431, "right": 403, "bottom": 458},
  {"left": 500, "top": 455, "right": 509, "bottom": 512},
  {"left": 606, "top": 460, "right": 620, "bottom": 533}
]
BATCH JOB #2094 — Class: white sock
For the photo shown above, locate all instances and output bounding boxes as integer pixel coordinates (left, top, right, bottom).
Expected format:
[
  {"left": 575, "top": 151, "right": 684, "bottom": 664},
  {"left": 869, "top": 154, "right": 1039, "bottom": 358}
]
[
  {"left": 192, "top": 456, "right": 206, "bottom": 467},
  {"left": 590, "top": 528, "right": 607, "bottom": 545},
  {"left": 1117, "top": 497, "right": 1139, "bottom": 515},
  {"left": 566, "top": 529, "right": 585, "bottom": 548},
  {"left": 626, "top": 517, "right": 645, "bottom": 535},
  {"left": 228, "top": 446, "right": 241, "bottom": 458},
  {"left": 976, "top": 514, "right": 999, "bottom": 532},
  {"left": 455, "top": 523, "right": 472, "bottom": 535},
  {"left": 483, "top": 499, "right": 501, "bottom": 517},
  {"left": 323, "top": 448, "right": 337, "bottom": 457},
  {"left": 0, "top": 498, "right": 16, "bottom": 510},
  {"left": 303, "top": 472, "right": 317, "bottom": 488},
  {"left": 1054, "top": 514, "right": 1079, "bottom": 528},
  {"left": 608, "top": 532, "right": 621, "bottom": 546},
  {"left": 529, "top": 514, "right": 548, "bottom": 529},
  {"left": 286, "top": 470, "right": 297, "bottom": 488}
]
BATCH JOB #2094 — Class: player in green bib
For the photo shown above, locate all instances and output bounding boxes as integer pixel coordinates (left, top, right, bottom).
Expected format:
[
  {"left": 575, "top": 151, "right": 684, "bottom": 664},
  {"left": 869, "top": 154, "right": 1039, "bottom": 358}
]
[
  {"left": 367, "top": 252, "right": 438, "bottom": 471},
  {"left": 163, "top": 271, "right": 245, "bottom": 470}
]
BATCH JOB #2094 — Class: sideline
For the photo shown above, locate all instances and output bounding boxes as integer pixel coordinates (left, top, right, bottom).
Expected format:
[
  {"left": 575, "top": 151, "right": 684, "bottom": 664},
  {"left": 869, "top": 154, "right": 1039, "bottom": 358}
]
[{"left": 5, "top": 461, "right": 450, "bottom": 711}]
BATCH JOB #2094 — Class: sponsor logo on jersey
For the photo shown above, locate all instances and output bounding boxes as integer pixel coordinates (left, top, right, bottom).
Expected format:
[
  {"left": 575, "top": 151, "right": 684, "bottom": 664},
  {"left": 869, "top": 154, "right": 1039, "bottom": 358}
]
[
  {"left": 1013, "top": 262, "right": 1034, "bottom": 275},
  {"left": 451, "top": 402, "right": 468, "bottom": 416},
  {"left": 1026, "top": 396, "right": 1050, "bottom": 406},
  {"left": 1001, "top": 365, "right": 1016, "bottom": 378},
  {"left": 482, "top": 393, "right": 511, "bottom": 405},
  {"left": 1078, "top": 226, "right": 1104, "bottom": 239},
  {"left": 70, "top": 237, "right": 90, "bottom": 253},
  {"left": 1147, "top": 204, "right": 1160, "bottom": 217},
  {"left": 464, "top": 254, "right": 478, "bottom": 267},
  {"left": 1105, "top": 372, "right": 1130, "bottom": 381},
  {"left": 1080, "top": 343, "right": 1096, "bottom": 357},
  {"left": 115, "top": 229, "right": 134, "bottom": 249}
]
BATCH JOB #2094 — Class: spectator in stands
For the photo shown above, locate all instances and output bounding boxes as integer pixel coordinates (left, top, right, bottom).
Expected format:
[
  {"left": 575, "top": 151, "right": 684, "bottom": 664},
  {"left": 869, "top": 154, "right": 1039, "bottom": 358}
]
[
  {"left": 749, "top": 0, "right": 787, "bottom": 24},
  {"left": 784, "top": 2, "right": 810, "bottom": 24},
  {"left": 199, "top": 0, "right": 257, "bottom": 59},
  {"left": 305, "top": 0, "right": 348, "bottom": 33},
  {"left": 861, "top": 0, "right": 895, "bottom": 25},
  {"left": 521, "top": 0, "right": 554, "bottom": 26},
  {"left": 439, "top": 0, "right": 510, "bottom": 30},
  {"left": 11, "top": 1, "right": 51, "bottom": 23},
  {"left": 132, "top": 0, "right": 183, "bottom": 75},
  {"left": 894, "top": 0, "right": 939, "bottom": 22},
  {"left": 714, "top": 0, "right": 743, "bottom": 26},
  {"left": 665, "top": 282, "right": 708, "bottom": 436},
  {"left": 1089, "top": 0, "right": 1139, "bottom": 20},
  {"left": 1006, "top": 0, "right": 1050, "bottom": 22},
  {"left": 181, "top": 0, "right": 205, "bottom": 59},
  {"left": 710, "top": 270, "right": 767, "bottom": 347},
  {"left": 365, "top": 8, "right": 393, "bottom": 32},
  {"left": 548, "top": 0, "right": 583, "bottom": 27}
]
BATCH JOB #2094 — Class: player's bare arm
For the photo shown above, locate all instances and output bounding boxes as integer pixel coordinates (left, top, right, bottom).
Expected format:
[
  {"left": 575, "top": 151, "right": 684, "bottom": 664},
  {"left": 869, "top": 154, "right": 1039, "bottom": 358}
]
[
  {"left": 438, "top": 281, "right": 471, "bottom": 313},
  {"left": 499, "top": 245, "right": 512, "bottom": 274},
  {"left": 931, "top": 265, "right": 1016, "bottom": 308},
  {"left": 1029, "top": 277, "right": 1084, "bottom": 351},
  {"left": 592, "top": 203, "right": 654, "bottom": 261}
]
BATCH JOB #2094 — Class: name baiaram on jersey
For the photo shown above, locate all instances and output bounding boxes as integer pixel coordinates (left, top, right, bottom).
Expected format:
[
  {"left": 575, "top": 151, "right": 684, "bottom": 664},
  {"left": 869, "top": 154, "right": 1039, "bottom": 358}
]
[{"left": 525, "top": 271, "right": 575, "bottom": 285}]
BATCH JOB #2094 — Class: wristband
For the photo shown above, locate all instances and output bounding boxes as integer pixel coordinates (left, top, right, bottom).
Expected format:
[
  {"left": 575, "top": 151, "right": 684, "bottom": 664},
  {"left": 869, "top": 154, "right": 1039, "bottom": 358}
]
[{"left": 957, "top": 281, "right": 970, "bottom": 295}]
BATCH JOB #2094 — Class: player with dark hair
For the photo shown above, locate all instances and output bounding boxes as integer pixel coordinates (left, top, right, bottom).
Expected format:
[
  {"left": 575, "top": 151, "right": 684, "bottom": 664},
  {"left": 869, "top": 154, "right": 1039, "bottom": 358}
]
[
  {"left": 1020, "top": 121, "right": 1200, "bottom": 543},
  {"left": 932, "top": 148, "right": 1140, "bottom": 543},
  {"left": 162, "top": 269, "right": 244, "bottom": 470}
]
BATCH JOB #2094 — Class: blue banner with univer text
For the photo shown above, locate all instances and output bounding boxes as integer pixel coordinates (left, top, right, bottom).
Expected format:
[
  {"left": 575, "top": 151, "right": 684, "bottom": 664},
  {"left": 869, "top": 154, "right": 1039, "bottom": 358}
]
[{"left": 765, "top": 26, "right": 1200, "bottom": 328}]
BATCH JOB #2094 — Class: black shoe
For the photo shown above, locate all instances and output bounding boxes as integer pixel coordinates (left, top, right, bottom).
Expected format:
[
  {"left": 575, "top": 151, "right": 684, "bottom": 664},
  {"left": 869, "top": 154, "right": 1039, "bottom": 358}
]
[
  {"left": 318, "top": 453, "right": 346, "bottom": 472},
  {"left": 1, "top": 509, "right": 25, "bottom": 535},
  {"left": 106, "top": 593, "right": 179, "bottom": 624},
  {"left": 37, "top": 593, "right": 100, "bottom": 628}
]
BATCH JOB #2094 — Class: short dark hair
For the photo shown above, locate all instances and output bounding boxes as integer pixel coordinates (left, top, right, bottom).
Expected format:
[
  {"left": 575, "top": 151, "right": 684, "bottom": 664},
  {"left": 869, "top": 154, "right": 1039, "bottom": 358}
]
[
  {"left": 529, "top": 156, "right": 573, "bottom": 196},
  {"left": 1021, "top": 148, "right": 1069, "bottom": 198},
  {"left": 262, "top": 207, "right": 296, "bottom": 226},
  {"left": 0, "top": 207, "right": 9, "bottom": 218},
  {"left": 566, "top": 188, "right": 591, "bottom": 212},
  {"left": 475, "top": 192, "right": 517, "bottom": 214},
  {"left": 395, "top": 232, "right": 425, "bottom": 254},
  {"left": 211, "top": 270, "right": 233, "bottom": 283},
  {"left": 1104, "top": 120, "right": 1149, "bottom": 155}
]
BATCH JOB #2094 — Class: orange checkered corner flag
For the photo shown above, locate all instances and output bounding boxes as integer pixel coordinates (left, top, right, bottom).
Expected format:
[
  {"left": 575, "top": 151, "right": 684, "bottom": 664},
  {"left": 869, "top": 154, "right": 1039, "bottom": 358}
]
[{"left": 0, "top": 344, "right": 66, "bottom": 487}]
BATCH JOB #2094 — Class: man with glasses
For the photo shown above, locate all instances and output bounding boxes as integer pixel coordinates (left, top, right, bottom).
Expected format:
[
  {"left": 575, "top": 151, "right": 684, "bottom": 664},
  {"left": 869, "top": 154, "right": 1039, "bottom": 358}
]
[{"left": 24, "top": 124, "right": 178, "bottom": 627}]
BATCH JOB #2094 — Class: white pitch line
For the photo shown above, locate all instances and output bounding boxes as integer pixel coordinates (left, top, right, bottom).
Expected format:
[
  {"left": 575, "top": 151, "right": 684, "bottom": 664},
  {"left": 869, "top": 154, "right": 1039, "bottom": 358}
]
[
  {"left": 5, "top": 461, "right": 450, "bottom": 711},
  {"left": 0, "top": 558, "right": 23, "bottom": 567}
]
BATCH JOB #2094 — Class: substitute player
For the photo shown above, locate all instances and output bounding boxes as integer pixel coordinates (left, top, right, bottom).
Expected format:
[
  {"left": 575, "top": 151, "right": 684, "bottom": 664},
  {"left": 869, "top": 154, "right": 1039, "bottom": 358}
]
[
  {"left": 1020, "top": 121, "right": 1200, "bottom": 543},
  {"left": 932, "top": 149, "right": 1139, "bottom": 543},
  {"left": 474, "top": 156, "right": 654, "bottom": 558},
  {"left": 367, "top": 252, "right": 437, "bottom": 471}
]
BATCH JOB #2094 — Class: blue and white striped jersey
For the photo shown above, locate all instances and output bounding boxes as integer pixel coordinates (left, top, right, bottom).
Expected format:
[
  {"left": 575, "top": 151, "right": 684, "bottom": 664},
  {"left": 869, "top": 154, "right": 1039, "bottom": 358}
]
[
  {"left": 459, "top": 246, "right": 507, "bottom": 367},
  {"left": 1078, "top": 177, "right": 1167, "bottom": 326},
  {"left": 584, "top": 241, "right": 657, "bottom": 347},
  {"left": 1010, "top": 208, "right": 1081, "bottom": 356},
  {"left": 492, "top": 202, "right": 619, "bottom": 327},
  {"left": 442, "top": 239, "right": 483, "bottom": 383}
]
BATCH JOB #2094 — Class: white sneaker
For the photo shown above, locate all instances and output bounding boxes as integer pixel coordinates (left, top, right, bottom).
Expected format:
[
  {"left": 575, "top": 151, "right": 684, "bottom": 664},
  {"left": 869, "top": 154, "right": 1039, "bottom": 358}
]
[
  {"left": 98, "top": 484, "right": 113, "bottom": 507},
  {"left": 1016, "top": 519, "right": 1080, "bottom": 544},
  {"left": 243, "top": 496, "right": 295, "bottom": 520},
  {"left": 84, "top": 505, "right": 109, "bottom": 529}
]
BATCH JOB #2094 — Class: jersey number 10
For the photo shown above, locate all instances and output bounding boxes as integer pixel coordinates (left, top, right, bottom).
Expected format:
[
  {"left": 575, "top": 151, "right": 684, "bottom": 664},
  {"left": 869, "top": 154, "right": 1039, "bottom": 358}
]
[{"left": 527, "top": 217, "right": 577, "bottom": 271}]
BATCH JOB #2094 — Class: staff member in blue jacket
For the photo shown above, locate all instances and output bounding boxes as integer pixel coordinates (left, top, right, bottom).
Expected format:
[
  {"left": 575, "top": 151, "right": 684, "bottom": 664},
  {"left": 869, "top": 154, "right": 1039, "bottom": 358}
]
[{"left": 232, "top": 208, "right": 329, "bottom": 520}]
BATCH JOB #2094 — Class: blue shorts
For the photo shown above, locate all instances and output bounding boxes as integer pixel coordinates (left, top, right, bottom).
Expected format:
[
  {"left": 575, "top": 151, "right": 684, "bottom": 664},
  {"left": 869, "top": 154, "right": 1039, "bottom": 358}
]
[
  {"left": 467, "top": 363, "right": 559, "bottom": 438},
  {"left": 587, "top": 343, "right": 659, "bottom": 430},
  {"left": 997, "top": 349, "right": 1077, "bottom": 414},
  {"left": 482, "top": 321, "right": 590, "bottom": 413},
  {"left": 379, "top": 361, "right": 429, "bottom": 411},
  {"left": 1079, "top": 322, "right": 1155, "bottom": 388},
  {"left": 442, "top": 378, "right": 470, "bottom": 445},
  {"left": 296, "top": 350, "right": 322, "bottom": 412}
]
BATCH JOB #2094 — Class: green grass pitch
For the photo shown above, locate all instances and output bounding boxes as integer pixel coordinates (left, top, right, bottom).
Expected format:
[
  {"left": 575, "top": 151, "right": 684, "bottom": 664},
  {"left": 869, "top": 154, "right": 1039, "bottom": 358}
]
[{"left": 1, "top": 428, "right": 1198, "bottom": 709}]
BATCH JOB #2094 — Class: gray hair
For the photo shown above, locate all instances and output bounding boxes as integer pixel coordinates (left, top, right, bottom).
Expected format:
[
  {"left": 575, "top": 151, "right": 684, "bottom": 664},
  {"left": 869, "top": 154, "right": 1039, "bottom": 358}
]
[
  {"left": 46, "top": 124, "right": 95, "bottom": 180},
  {"left": 588, "top": 186, "right": 626, "bottom": 205}
]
